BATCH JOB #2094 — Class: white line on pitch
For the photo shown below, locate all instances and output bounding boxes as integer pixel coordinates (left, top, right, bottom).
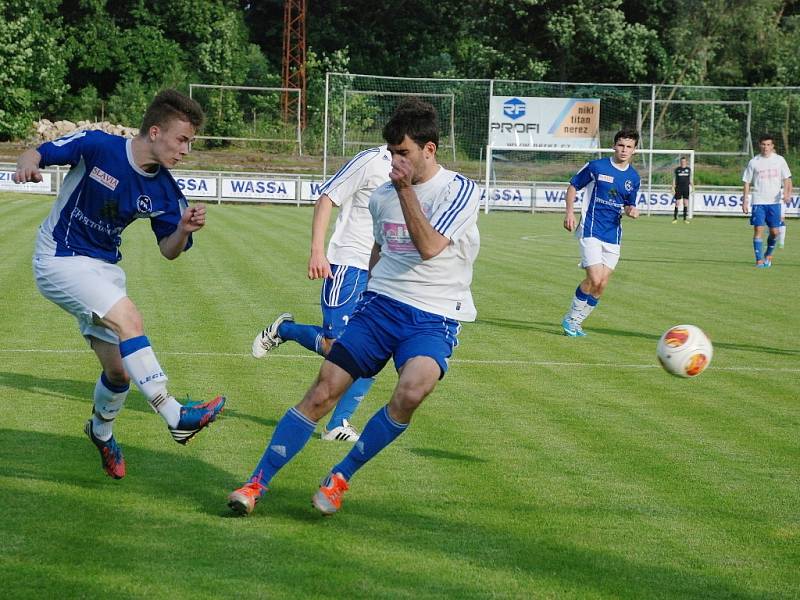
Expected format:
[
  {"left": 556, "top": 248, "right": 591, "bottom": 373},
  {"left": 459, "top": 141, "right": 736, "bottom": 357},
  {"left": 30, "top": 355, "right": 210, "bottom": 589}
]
[{"left": 1, "top": 348, "right": 798, "bottom": 373}]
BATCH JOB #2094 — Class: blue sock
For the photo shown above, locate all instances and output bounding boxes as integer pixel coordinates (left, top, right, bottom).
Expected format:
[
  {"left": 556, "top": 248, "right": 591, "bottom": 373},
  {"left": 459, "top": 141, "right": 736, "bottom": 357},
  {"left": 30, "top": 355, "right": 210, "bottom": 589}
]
[
  {"left": 575, "top": 285, "right": 591, "bottom": 302},
  {"left": 765, "top": 234, "right": 777, "bottom": 258},
  {"left": 332, "top": 405, "right": 408, "bottom": 481},
  {"left": 277, "top": 322, "right": 324, "bottom": 356},
  {"left": 326, "top": 377, "right": 374, "bottom": 430},
  {"left": 249, "top": 407, "right": 316, "bottom": 487},
  {"left": 587, "top": 294, "right": 598, "bottom": 307},
  {"left": 753, "top": 239, "right": 763, "bottom": 262}
]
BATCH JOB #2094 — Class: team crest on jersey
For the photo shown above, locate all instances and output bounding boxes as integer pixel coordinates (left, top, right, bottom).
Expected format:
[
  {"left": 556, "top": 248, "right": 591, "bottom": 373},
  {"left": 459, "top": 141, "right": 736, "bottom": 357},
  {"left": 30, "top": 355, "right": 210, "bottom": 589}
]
[
  {"left": 89, "top": 166, "right": 119, "bottom": 191},
  {"left": 625, "top": 180, "right": 634, "bottom": 192},
  {"left": 598, "top": 174, "right": 614, "bottom": 183},
  {"left": 137, "top": 195, "right": 153, "bottom": 214}
]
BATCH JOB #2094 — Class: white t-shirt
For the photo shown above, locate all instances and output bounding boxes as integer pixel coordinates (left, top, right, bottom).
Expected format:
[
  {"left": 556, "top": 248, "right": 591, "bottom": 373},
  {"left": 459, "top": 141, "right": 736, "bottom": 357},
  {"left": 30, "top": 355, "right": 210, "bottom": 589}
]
[
  {"left": 368, "top": 166, "right": 481, "bottom": 321},
  {"left": 742, "top": 153, "right": 792, "bottom": 205},
  {"left": 319, "top": 146, "right": 392, "bottom": 270}
]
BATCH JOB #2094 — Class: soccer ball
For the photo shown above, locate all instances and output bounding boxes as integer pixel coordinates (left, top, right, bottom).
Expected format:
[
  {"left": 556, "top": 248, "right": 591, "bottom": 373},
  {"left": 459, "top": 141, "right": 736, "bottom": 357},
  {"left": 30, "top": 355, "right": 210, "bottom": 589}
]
[{"left": 656, "top": 324, "right": 713, "bottom": 378}]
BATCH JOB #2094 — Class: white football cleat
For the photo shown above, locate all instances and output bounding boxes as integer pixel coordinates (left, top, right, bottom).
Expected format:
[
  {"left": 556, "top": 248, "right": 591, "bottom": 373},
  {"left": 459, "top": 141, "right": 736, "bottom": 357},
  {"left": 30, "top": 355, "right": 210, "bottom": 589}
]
[
  {"left": 252, "top": 312, "right": 293, "bottom": 358},
  {"left": 321, "top": 419, "right": 360, "bottom": 442}
]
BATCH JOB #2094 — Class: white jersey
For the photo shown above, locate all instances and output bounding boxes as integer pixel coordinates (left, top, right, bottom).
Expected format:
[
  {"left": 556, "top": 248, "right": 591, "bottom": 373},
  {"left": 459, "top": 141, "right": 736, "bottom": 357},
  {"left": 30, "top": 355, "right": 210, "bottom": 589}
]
[
  {"left": 319, "top": 146, "right": 392, "bottom": 270},
  {"left": 742, "top": 153, "right": 792, "bottom": 205},
  {"left": 368, "top": 166, "right": 480, "bottom": 321}
]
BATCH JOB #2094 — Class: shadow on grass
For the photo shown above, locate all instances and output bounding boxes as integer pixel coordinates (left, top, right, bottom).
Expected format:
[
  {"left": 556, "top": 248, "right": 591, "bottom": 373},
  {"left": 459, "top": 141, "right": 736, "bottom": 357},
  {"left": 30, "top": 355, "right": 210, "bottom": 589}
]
[
  {"left": 408, "top": 447, "right": 488, "bottom": 463},
  {"left": 0, "top": 428, "right": 779, "bottom": 598}
]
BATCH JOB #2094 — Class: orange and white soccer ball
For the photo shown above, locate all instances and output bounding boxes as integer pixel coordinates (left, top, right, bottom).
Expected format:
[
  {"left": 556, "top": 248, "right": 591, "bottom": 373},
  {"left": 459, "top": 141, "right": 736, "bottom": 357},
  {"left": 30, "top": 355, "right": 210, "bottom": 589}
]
[{"left": 656, "top": 324, "right": 713, "bottom": 378}]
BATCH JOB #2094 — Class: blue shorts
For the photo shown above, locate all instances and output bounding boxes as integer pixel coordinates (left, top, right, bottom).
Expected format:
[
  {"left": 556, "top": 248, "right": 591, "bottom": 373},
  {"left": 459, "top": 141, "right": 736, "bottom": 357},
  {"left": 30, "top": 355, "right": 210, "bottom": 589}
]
[
  {"left": 327, "top": 292, "right": 461, "bottom": 380},
  {"left": 321, "top": 264, "right": 368, "bottom": 339},
  {"left": 750, "top": 204, "right": 782, "bottom": 228}
]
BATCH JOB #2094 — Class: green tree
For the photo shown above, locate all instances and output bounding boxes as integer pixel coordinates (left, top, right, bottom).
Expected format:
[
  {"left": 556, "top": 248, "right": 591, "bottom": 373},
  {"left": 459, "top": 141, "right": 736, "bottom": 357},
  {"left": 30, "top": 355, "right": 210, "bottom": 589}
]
[{"left": 0, "top": 0, "right": 67, "bottom": 139}]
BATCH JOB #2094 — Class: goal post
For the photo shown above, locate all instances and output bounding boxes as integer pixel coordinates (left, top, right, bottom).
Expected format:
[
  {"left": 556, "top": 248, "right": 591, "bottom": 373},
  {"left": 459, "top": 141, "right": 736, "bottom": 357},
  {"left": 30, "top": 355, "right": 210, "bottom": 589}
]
[
  {"left": 482, "top": 146, "right": 695, "bottom": 217},
  {"left": 189, "top": 83, "right": 303, "bottom": 154}
]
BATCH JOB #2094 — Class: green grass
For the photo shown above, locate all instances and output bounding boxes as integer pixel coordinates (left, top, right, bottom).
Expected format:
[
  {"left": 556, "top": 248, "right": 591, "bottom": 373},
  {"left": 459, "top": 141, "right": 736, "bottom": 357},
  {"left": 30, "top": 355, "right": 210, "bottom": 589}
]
[{"left": 0, "top": 193, "right": 798, "bottom": 599}]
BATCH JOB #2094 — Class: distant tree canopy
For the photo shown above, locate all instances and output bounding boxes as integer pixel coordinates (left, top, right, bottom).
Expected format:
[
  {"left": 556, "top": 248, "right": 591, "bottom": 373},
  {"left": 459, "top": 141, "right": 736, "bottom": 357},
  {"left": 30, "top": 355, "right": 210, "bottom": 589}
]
[{"left": 1, "top": 0, "right": 800, "bottom": 140}]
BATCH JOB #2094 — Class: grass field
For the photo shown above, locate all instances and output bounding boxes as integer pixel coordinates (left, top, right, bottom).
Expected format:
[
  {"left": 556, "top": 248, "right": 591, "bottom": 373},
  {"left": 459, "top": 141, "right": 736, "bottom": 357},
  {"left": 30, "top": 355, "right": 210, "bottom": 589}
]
[{"left": 0, "top": 193, "right": 798, "bottom": 599}]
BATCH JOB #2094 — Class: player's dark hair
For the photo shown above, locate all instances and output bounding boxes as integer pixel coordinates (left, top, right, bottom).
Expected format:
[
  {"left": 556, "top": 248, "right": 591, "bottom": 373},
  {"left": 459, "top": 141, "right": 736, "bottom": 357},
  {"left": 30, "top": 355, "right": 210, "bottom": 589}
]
[
  {"left": 758, "top": 133, "right": 774, "bottom": 143},
  {"left": 614, "top": 128, "right": 639, "bottom": 146},
  {"left": 140, "top": 89, "right": 205, "bottom": 135},
  {"left": 382, "top": 97, "right": 439, "bottom": 148}
]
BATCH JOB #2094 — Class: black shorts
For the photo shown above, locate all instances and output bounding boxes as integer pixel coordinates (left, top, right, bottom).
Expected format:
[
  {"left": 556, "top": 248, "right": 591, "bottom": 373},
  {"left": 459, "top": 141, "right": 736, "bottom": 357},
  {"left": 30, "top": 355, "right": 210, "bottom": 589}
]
[{"left": 674, "top": 190, "right": 690, "bottom": 201}]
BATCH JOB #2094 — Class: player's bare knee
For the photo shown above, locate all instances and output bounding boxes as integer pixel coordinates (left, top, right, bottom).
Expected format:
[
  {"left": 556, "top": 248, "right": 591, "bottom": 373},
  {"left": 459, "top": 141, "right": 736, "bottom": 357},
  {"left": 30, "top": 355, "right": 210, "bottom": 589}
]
[
  {"left": 104, "top": 367, "right": 129, "bottom": 387},
  {"left": 298, "top": 380, "right": 339, "bottom": 418}
]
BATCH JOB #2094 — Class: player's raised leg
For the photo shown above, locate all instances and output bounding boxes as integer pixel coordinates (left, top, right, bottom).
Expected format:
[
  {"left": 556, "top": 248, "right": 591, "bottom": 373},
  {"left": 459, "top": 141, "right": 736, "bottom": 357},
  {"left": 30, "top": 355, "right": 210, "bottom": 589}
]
[{"left": 101, "top": 297, "right": 225, "bottom": 443}]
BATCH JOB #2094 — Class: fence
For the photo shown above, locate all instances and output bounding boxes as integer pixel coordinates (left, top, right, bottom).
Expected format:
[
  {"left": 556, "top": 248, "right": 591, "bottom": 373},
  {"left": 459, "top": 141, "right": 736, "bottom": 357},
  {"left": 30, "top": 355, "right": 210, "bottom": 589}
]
[{"left": 323, "top": 73, "right": 800, "bottom": 182}]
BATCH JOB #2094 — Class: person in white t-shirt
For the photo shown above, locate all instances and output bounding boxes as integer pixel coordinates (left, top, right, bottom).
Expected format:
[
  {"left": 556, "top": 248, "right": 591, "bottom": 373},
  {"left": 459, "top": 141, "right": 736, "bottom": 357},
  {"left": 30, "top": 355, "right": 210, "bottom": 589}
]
[
  {"left": 251, "top": 146, "right": 391, "bottom": 442},
  {"left": 742, "top": 134, "right": 792, "bottom": 268},
  {"left": 228, "top": 97, "right": 481, "bottom": 517}
]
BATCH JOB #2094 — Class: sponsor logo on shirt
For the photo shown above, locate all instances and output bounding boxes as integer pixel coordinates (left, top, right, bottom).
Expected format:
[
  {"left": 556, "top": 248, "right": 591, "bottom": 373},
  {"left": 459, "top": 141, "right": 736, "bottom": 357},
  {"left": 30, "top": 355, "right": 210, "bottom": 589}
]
[
  {"left": 598, "top": 174, "right": 614, "bottom": 183},
  {"left": 89, "top": 166, "right": 119, "bottom": 191}
]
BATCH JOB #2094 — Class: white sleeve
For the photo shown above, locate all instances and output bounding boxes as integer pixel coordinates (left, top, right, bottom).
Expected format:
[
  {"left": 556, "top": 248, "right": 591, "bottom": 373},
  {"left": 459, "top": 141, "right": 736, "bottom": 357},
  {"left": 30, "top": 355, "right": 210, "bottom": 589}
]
[
  {"left": 319, "top": 149, "right": 378, "bottom": 206},
  {"left": 781, "top": 157, "right": 792, "bottom": 179},
  {"left": 742, "top": 160, "right": 754, "bottom": 183},
  {"left": 430, "top": 174, "right": 480, "bottom": 242}
]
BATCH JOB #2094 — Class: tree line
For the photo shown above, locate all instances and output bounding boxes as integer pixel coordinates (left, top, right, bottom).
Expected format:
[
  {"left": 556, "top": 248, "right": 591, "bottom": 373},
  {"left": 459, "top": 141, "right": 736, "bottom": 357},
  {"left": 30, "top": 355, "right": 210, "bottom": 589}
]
[{"left": 2, "top": 0, "right": 799, "bottom": 143}]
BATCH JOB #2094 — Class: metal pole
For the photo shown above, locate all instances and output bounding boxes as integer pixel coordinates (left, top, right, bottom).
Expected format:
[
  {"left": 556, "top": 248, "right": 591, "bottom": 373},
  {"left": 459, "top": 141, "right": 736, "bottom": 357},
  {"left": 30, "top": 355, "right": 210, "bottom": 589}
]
[
  {"left": 323, "top": 72, "right": 330, "bottom": 179},
  {"left": 647, "top": 85, "right": 656, "bottom": 216}
]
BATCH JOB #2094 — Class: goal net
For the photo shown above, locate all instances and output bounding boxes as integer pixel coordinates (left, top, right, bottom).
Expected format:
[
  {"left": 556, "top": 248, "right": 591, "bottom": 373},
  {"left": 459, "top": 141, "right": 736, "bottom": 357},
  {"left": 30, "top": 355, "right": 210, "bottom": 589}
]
[
  {"left": 324, "top": 73, "right": 492, "bottom": 177},
  {"left": 189, "top": 84, "right": 303, "bottom": 154},
  {"left": 483, "top": 146, "right": 695, "bottom": 216}
]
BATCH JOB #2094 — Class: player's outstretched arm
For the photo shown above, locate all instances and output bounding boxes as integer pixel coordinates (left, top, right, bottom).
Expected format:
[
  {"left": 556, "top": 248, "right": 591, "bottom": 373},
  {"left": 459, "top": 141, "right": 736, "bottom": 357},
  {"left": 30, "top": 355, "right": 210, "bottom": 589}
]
[
  {"left": 159, "top": 204, "right": 206, "bottom": 260},
  {"left": 308, "top": 194, "right": 334, "bottom": 280},
  {"left": 13, "top": 149, "right": 43, "bottom": 184}
]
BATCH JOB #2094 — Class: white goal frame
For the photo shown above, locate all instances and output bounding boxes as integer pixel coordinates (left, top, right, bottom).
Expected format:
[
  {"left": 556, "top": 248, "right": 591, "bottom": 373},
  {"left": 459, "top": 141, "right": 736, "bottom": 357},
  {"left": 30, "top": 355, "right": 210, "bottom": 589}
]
[
  {"left": 189, "top": 83, "right": 303, "bottom": 154},
  {"left": 483, "top": 146, "right": 695, "bottom": 216}
]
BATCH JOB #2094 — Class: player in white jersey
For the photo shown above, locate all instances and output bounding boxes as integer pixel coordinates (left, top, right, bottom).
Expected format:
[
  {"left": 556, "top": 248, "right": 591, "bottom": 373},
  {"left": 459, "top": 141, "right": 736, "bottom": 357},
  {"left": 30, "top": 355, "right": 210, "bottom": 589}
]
[
  {"left": 251, "top": 146, "right": 391, "bottom": 442},
  {"left": 742, "top": 134, "right": 792, "bottom": 268},
  {"left": 561, "top": 129, "right": 641, "bottom": 336},
  {"left": 13, "top": 90, "right": 225, "bottom": 480},
  {"left": 228, "top": 97, "right": 481, "bottom": 517}
]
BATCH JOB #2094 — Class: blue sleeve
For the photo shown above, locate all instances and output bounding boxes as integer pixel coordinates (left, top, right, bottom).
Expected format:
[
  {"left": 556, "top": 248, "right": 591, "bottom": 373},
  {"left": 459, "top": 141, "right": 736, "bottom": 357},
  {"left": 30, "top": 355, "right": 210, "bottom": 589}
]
[
  {"left": 37, "top": 130, "right": 97, "bottom": 167},
  {"left": 151, "top": 192, "right": 193, "bottom": 250},
  {"left": 570, "top": 162, "right": 594, "bottom": 190}
]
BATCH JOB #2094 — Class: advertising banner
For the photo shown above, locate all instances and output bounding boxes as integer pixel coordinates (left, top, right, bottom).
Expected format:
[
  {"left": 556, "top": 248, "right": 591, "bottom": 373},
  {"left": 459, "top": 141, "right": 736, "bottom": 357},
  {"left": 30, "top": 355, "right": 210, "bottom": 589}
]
[{"left": 489, "top": 97, "right": 600, "bottom": 149}]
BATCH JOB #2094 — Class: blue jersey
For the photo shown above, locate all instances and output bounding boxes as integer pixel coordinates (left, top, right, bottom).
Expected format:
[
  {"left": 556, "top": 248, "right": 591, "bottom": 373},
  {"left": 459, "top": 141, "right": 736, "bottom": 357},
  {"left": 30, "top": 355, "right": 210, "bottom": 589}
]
[
  {"left": 572, "top": 157, "right": 640, "bottom": 244},
  {"left": 34, "top": 130, "right": 190, "bottom": 263}
]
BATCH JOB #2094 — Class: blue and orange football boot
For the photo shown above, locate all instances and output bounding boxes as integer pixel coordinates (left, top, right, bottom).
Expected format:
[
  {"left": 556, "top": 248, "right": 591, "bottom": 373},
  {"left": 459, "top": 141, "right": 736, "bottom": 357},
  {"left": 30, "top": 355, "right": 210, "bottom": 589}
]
[
  {"left": 168, "top": 395, "right": 226, "bottom": 445},
  {"left": 84, "top": 419, "right": 126, "bottom": 479}
]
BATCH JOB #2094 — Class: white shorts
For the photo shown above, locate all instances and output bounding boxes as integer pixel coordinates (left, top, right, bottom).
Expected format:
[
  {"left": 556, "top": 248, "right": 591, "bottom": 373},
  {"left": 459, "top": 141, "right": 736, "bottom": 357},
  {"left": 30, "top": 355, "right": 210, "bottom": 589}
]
[
  {"left": 33, "top": 254, "right": 126, "bottom": 344},
  {"left": 579, "top": 237, "right": 621, "bottom": 270}
]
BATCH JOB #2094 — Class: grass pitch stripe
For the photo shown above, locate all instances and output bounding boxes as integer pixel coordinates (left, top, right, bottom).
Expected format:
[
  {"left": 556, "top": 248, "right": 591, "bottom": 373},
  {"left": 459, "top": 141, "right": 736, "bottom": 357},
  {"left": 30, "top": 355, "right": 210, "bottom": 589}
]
[{"left": 1, "top": 348, "right": 798, "bottom": 372}]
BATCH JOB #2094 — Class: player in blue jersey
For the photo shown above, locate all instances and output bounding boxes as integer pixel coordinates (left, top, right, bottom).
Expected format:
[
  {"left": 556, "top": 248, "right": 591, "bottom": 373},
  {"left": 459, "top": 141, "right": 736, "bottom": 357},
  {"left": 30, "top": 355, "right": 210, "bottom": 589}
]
[
  {"left": 561, "top": 129, "right": 641, "bottom": 336},
  {"left": 251, "top": 146, "right": 391, "bottom": 442},
  {"left": 227, "top": 97, "right": 481, "bottom": 517},
  {"left": 13, "top": 90, "right": 225, "bottom": 479}
]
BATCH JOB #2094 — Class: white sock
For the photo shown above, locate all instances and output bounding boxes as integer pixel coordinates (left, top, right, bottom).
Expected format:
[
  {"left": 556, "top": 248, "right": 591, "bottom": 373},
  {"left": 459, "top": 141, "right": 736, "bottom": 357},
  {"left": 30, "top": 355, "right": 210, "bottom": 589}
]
[
  {"left": 91, "top": 374, "right": 130, "bottom": 441},
  {"left": 566, "top": 295, "right": 588, "bottom": 323},
  {"left": 121, "top": 345, "right": 182, "bottom": 428},
  {"left": 576, "top": 302, "right": 596, "bottom": 324},
  {"left": 779, "top": 225, "right": 786, "bottom": 245}
]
